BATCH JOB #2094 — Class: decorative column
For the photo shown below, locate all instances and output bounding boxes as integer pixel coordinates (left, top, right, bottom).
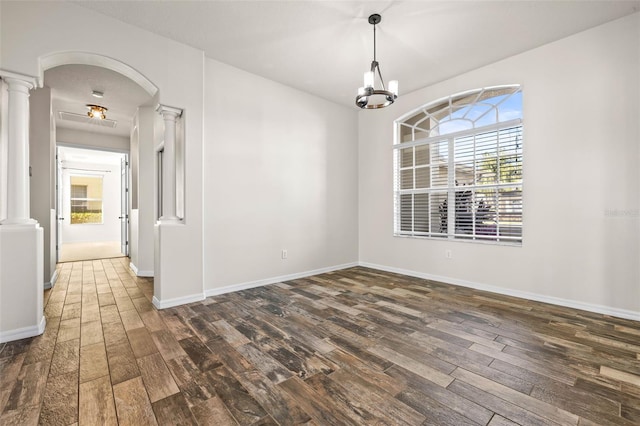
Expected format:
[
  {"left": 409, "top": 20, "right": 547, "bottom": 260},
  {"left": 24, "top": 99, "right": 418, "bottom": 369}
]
[
  {"left": 0, "top": 71, "right": 45, "bottom": 343},
  {"left": 1, "top": 72, "right": 37, "bottom": 225},
  {"left": 156, "top": 104, "right": 182, "bottom": 222}
]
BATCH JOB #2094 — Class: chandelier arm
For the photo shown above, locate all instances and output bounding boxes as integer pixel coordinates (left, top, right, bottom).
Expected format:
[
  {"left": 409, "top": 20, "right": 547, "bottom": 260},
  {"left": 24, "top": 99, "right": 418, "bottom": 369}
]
[{"left": 376, "top": 63, "right": 387, "bottom": 91}]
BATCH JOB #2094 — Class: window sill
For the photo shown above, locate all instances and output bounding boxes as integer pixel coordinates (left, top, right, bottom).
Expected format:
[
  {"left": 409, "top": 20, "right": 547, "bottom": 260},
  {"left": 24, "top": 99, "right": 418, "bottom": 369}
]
[{"left": 393, "top": 233, "right": 522, "bottom": 247}]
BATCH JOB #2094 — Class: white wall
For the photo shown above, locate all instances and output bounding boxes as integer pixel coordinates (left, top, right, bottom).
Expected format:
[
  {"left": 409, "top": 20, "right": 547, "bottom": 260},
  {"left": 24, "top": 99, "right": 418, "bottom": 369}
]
[
  {"left": 29, "top": 86, "right": 56, "bottom": 284},
  {"left": 129, "top": 107, "right": 155, "bottom": 276},
  {"left": 57, "top": 128, "right": 129, "bottom": 152},
  {"left": 60, "top": 160, "right": 121, "bottom": 243},
  {"left": 0, "top": 80, "right": 7, "bottom": 221},
  {"left": 1, "top": 1, "right": 204, "bottom": 305},
  {"left": 359, "top": 13, "right": 640, "bottom": 316},
  {"left": 203, "top": 59, "right": 359, "bottom": 291}
]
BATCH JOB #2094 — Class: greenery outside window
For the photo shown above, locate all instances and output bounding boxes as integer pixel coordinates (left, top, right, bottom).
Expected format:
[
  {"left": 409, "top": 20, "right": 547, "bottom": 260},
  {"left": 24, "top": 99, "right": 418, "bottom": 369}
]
[
  {"left": 394, "top": 86, "right": 523, "bottom": 243},
  {"left": 70, "top": 175, "right": 104, "bottom": 224}
]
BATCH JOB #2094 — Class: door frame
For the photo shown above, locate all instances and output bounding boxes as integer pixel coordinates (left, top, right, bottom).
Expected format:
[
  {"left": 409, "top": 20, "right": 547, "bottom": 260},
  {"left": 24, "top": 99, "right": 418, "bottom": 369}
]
[
  {"left": 55, "top": 143, "right": 130, "bottom": 262},
  {"left": 120, "top": 154, "right": 130, "bottom": 256}
]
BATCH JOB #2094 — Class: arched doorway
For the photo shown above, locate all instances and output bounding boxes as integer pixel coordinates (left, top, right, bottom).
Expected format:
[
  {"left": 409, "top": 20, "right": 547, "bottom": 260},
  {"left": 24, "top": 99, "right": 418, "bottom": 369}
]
[{"left": 35, "top": 53, "right": 160, "bottom": 282}]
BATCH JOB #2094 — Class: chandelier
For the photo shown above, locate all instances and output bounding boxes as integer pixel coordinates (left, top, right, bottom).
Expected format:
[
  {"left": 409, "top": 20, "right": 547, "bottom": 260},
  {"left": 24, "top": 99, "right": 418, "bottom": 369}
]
[{"left": 356, "top": 14, "right": 398, "bottom": 109}]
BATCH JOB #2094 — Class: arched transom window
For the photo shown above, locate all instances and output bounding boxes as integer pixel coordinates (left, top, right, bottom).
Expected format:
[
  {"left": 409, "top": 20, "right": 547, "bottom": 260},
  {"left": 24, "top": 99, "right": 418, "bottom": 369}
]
[{"left": 394, "top": 85, "right": 523, "bottom": 243}]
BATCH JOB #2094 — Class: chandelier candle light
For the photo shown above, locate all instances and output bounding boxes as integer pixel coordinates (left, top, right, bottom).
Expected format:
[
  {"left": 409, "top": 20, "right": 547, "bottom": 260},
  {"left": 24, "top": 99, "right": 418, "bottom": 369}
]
[{"left": 356, "top": 13, "right": 398, "bottom": 109}]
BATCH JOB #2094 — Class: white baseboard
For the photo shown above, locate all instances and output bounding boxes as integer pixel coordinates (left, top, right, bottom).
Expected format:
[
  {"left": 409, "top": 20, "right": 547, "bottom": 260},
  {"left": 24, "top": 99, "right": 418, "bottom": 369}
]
[
  {"left": 152, "top": 293, "right": 204, "bottom": 310},
  {"left": 359, "top": 262, "right": 640, "bottom": 322},
  {"left": 205, "top": 262, "right": 359, "bottom": 298},
  {"left": 0, "top": 316, "right": 46, "bottom": 343},
  {"left": 44, "top": 269, "right": 58, "bottom": 290},
  {"left": 129, "top": 262, "right": 153, "bottom": 277}
]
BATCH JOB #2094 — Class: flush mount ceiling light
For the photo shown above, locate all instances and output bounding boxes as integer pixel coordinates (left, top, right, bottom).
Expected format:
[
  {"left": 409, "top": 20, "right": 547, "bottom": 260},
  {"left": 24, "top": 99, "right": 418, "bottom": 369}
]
[
  {"left": 356, "top": 13, "right": 398, "bottom": 109},
  {"left": 86, "top": 104, "right": 107, "bottom": 120}
]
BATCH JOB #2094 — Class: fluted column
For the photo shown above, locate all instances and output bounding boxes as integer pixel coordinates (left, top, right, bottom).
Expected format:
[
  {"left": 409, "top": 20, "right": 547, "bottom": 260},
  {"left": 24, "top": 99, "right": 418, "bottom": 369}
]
[
  {"left": 156, "top": 104, "right": 182, "bottom": 222},
  {"left": 0, "top": 72, "right": 37, "bottom": 225}
]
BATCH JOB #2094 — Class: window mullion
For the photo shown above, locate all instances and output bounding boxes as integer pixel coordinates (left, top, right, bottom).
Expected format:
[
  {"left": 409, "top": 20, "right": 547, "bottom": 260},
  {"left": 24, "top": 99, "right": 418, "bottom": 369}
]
[
  {"left": 447, "top": 136, "right": 455, "bottom": 238},
  {"left": 472, "top": 134, "right": 477, "bottom": 238},
  {"left": 412, "top": 147, "right": 416, "bottom": 233}
]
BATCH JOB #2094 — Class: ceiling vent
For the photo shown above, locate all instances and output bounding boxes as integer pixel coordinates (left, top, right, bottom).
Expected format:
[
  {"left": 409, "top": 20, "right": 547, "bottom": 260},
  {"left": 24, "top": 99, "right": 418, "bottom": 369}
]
[{"left": 58, "top": 111, "right": 117, "bottom": 128}]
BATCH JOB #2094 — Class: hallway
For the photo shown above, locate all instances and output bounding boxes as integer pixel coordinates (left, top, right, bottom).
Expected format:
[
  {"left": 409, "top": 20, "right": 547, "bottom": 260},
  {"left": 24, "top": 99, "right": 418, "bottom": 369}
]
[{"left": 58, "top": 241, "right": 124, "bottom": 263}]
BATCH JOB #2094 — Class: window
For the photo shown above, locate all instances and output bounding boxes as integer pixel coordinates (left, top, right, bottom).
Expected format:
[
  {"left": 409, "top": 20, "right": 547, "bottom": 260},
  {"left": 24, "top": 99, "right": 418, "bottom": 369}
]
[
  {"left": 70, "top": 176, "right": 103, "bottom": 224},
  {"left": 394, "top": 86, "right": 523, "bottom": 243}
]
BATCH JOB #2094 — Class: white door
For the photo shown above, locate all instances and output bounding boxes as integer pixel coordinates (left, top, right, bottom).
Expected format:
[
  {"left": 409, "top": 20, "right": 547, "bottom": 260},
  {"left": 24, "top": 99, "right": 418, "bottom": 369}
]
[
  {"left": 56, "top": 147, "right": 63, "bottom": 262},
  {"left": 120, "top": 155, "right": 129, "bottom": 256}
]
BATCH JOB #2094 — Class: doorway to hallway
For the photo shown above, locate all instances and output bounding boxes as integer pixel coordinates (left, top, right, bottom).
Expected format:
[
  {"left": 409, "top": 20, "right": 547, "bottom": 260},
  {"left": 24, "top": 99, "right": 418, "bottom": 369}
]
[{"left": 57, "top": 146, "right": 129, "bottom": 262}]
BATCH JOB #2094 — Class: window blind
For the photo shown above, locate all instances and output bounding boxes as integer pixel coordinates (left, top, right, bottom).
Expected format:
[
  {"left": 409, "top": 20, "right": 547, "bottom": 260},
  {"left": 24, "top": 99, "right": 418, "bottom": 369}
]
[{"left": 394, "top": 122, "right": 523, "bottom": 243}]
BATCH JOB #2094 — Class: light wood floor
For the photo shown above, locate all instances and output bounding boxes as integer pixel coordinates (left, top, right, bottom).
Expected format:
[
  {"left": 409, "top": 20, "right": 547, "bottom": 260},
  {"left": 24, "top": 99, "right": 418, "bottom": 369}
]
[
  {"left": 59, "top": 241, "right": 124, "bottom": 263},
  {"left": 1, "top": 260, "right": 639, "bottom": 425}
]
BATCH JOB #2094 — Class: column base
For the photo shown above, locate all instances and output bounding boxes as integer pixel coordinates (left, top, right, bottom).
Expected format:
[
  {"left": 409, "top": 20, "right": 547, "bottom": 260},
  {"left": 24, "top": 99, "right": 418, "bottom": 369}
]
[
  {"left": 153, "top": 222, "right": 203, "bottom": 309},
  {"left": 0, "top": 224, "right": 45, "bottom": 343},
  {"left": 0, "top": 218, "right": 38, "bottom": 226},
  {"left": 157, "top": 216, "right": 182, "bottom": 224}
]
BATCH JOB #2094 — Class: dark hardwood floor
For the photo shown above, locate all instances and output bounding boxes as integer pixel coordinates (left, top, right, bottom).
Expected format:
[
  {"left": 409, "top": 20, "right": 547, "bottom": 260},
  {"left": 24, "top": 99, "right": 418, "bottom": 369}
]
[{"left": 1, "top": 259, "right": 639, "bottom": 425}]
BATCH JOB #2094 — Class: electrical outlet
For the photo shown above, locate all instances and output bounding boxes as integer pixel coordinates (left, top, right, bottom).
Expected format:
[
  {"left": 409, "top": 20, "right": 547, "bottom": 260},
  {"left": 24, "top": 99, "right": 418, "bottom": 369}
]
[
  {"left": 282, "top": 249, "right": 287, "bottom": 259},
  {"left": 445, "top": 249, "right": 452, "bottom": 259}
]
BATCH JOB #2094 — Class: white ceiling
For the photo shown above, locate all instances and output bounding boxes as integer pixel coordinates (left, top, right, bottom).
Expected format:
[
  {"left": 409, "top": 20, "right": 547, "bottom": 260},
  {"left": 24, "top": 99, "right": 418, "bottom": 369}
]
[
  {"left": 44, "top": 1, "right": 640, "bottom": 138},
  {"left": 45, "top": 64, "right": 151, "bottom": 137},
  {"left": 74, "top": 0, "right": 640, "bottom": 108}
]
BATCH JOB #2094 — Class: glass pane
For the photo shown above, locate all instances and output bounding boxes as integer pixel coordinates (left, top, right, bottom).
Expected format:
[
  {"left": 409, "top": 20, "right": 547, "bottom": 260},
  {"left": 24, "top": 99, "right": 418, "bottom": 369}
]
[
  {"left": 415, "top": 167, "right": 430, "bottom": 189},
  {"left": 449, "top": 105, "right": 471, "bottom": 119},
  {"left": 454, "top": 189, "right": 474, "bottom": 235},
  {"left": 497, "top": 186, "right": 522, "bottom": 238},
  {"left": 497, "top": 91, "right": 523, "bottom": 121},
  {"left": 70, "top": 184, "right": 87, "bottom": 199},
  {"left": 431, "top": 164, "right": 449, "bottom": 188},
  {"left": 476, "top": 131, "right": 498, "bottom": 156},
  {"left": 399, "top": 112, "right": 433, "bottom": 142},
  {"left": 475, "top": 131, "right": 498, "bottom": 185},
  {"left": 400, "top": 147, "right": 413, "bottom": 168},
  {"left": 415, "top": 145, "right": 429, "bottom": 166},
  {"left": 454, "top": 135, "right": 474, "bottom": 163},
  {"left": 466, "top": 103, "right": 492, "bottom": 122},
  {"left": 475, "top": 110, "right": 498, "bottom": 128},
  {"left": 414, "top": 193, "right": 429, "bottom": 233},
  {"left": 455, "top": 163, "right": 474, "bottom": 186},
  {"left": 476, "top": 188, "right": 497, "bottom": 237},
  {"left": 430, "top": 192, "right": 448, "bottom": 234},
  {"left": 428, "top": 102, "right": 450, "bottom": 121},
  {"left": 455, "top": 135, "right": 474, "bottom": 185},
  {"left": 70, "top": 175, "right": 103, "bottom": 224},
  {"left": 399, "top": 123, "right": 414, "bottom": 143},
  {"left": 499, "top": 126, "right": 523, "bottom": 151},
  {"left": 498, "top": 126, "right": 523, "bottom": 183},
  {"left": 401, "top": 169, "right": 413, "bottom": 190},
  {"left": 430, "top": 139, "right": 448, "bottom": 165},
  {"left": 439, "top": 119, "right": 472, "bottom": 135},
  {"left": 400, "top": 194, "right": 413, "bottom": 232},
  {"left": 499, "top": 154, "right": 522, "bottom": 183}
]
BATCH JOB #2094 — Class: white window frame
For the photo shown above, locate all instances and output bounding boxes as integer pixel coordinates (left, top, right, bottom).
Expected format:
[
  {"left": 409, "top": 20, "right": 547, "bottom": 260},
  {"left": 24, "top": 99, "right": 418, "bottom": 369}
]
[{"left": 393, "top": 86, "right": 523, "bottom": 244}]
